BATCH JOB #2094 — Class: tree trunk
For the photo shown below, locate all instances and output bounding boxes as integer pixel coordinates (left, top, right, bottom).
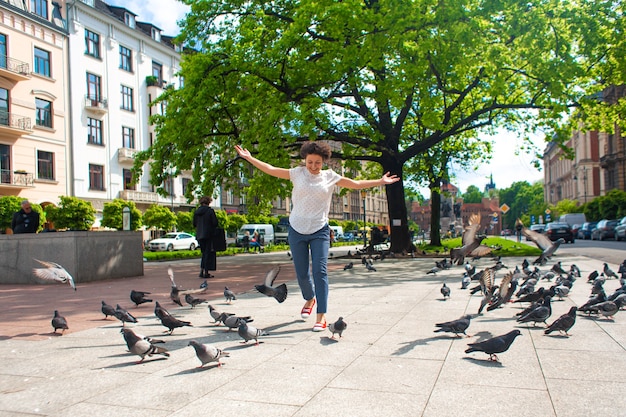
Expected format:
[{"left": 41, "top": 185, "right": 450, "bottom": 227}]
[
  {"left": 429, "top": 182, "right": 442, "bottom": 247},
  {"left": 382, "top": 157, "right": 411, "bottom": 253}
]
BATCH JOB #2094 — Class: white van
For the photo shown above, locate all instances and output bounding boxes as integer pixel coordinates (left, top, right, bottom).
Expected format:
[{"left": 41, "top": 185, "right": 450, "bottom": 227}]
[
  {"left": 236, "top": 224, "right": 275, "bottom": 246},
  {"left": 559, "top": 213, "right": 586, "bottom": 227},
  {"left": 329, "top": 225, "right": 344, "bottom": 242}
]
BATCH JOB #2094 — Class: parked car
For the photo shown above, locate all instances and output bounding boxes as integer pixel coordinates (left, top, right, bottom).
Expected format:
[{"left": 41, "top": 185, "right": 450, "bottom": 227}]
[
  {"left": 545, "top": 222, "right": 575, "bottom": 243},
  {"left": 571, "top": 224, "right": 581, "bottom": 237},
  {"left": 615, "top": 216, "right": 626, "bottom": 241},
  {"left": 577, "top": 222, "right": 597, "bottom": 240},
  {"left": 148, "top": 232, "right": 199, "bottom": 252},
  {"left": 591, "top": 219, "right": 619, "bottom": 241},
  {"left": 525, "top": 223, "right": 545, "bottom": 241}
]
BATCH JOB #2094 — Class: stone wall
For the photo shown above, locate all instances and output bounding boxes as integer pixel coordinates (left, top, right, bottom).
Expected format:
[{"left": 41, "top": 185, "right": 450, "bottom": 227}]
[{"left": 0, "top": 231, "right": 144, "bottom": 285}]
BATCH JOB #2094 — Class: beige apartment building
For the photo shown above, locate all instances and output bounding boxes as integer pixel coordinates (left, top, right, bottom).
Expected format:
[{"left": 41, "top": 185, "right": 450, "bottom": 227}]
[{"left": 0, "top": 0, "right": 70, "bottom": 207}]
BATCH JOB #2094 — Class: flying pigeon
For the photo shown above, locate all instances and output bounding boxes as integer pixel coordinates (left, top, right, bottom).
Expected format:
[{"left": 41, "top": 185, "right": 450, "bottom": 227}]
[
  {"left": 32, "top": 259, "right": 76, "bottom": 291},
  {"left": 185, "top": 293, "right": 207, "bottom": 308},
  {"left": 434, "top": 315, "right": 472, "bottom": 337},
  {"left": 440, "top": 282, "right": 451, "bottom": 299},
  {"left": 159, "top": 314, "right": 192, "bottom": 334},
  {"left": 522, "top": 228, "right": 564, "bottom": 265},
  {"left": 168, "top": 266, "right": 207, "bottom": 306},
  {"left": 51, "top": 310, "right": 68, "bottom": 334},
  {"left": 450, "top": 214, "right": 492, "bottom": 265},
  {"left": 255, "top": 266, "right": 288, "bottom": 303},
  {"left": 544, "top": 306, "right": 577, "bottom": 336},
  {"left": 487, "top": 271, "right": 518, "bottom": 311},
  {"left": 465, "top": 329, "right": 522, "bottom": 362},
  {"left": 329, "top": 317, "right": 347, "bottom": 339},
  {"left": 130, "top": 290, "right": 153, "bottom": 307},
  {"left": 188, "top": 340, "right": 230, "bottom": 368},
  {"left": 224, "top": 287, "right": 237, "bottom": 303},
  {"left": 101, "top": 301, "right": 116, "bottom": 319},
  {"left": 121, "top": 328, "right": 169, "bottom": 364},
  {"left": 114, "top": 304, "right": 138, "bottom": 326},
  {"left": 237, "top": 318, "right": 267, "bottom": 345}
]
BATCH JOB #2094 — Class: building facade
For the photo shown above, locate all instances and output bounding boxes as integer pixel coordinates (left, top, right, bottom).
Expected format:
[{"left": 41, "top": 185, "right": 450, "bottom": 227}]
[{"left": 0, "top": 0, "right": 70, "bottom": 207}]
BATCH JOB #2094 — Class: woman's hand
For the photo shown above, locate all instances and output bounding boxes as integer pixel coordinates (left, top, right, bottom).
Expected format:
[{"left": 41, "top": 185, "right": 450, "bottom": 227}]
[
  {"left": 235, "top": 145, "right": 251, "bottom": 160},
  {"left": 381, "top": 172, "right": 400, "bottom": 184}
]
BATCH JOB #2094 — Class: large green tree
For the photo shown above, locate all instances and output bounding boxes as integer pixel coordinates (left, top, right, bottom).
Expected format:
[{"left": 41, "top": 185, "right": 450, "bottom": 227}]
[
  {"left": 45, "top": 196, "right": 95, "bottom": 231},
  {"left": 135, "top": 0, "right": 618, "bottom": 251}
]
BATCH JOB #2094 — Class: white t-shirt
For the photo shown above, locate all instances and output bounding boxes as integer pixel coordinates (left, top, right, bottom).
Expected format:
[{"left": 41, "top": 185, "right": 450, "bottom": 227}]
[{"left": 289, "top": 166, "right": 342, "bottom": 235}]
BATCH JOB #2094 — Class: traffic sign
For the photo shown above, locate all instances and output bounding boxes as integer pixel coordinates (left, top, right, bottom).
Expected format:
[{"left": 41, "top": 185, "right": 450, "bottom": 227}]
[{"left": 500, "top": 204, "right": 510, "bottom": 214}]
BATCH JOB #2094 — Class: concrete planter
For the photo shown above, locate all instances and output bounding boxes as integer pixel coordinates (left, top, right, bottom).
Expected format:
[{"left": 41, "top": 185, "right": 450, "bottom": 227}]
[{"left": 0, "top": 231, "right": 144, "bottom": 285}]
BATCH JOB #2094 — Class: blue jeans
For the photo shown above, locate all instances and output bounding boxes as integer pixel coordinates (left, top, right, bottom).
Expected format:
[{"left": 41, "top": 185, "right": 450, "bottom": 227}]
[{"left": 288, "top": 224, "right": 330, "bottom": 314}]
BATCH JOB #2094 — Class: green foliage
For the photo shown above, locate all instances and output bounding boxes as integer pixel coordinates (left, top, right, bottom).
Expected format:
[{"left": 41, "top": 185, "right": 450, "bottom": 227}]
[
  {"left": 176, "top": 211, "right": 194, "bottom": 233},
  {"left": 462, "top": 185, "right": 484, "bottom": 204},
  {"left": 45, "top": 196, "right": 95, "bottom": 231},
  {"left": 143, "top": 205, "right": 177, "bottom": 231},
  {"left": 437, "top": 237, "right": 542, "bottom": 257},
  {"left": 101, "top": 199, "right": 143, "bottom": 230},
  {"left": 0, "top": 195, "right": 27, "bottom": 231},
  {"left": 553, "top": 199, "right": 582, "bottom": 218},
  {"left": 499, "top": 181, "right": 545, "bottom": 228},
  {"left": 597, "top": 189, "right": 626, "bottom": 219}
]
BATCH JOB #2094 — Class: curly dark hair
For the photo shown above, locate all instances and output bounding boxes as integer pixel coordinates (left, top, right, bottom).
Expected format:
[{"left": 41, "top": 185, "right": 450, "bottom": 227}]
[
  {"left": 300, "top": 141, "right": 332, "bottom": 161},
  {"left": 199, "top": 196, "right": 212, "bottom": 205}
]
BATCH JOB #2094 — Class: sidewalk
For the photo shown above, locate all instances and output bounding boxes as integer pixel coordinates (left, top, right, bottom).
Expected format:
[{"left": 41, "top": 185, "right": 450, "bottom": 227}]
[{"left": 0, "top": 252, "right": 624, "bottom": 416}]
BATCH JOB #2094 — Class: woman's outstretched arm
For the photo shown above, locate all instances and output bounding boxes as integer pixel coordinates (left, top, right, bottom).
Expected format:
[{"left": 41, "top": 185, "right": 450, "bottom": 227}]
[
  {"left": 337, "top": 172, "right": 400, "bottom": 190},
  {"left": 235, "top": 145, "right": 290, "bottom": 180}
]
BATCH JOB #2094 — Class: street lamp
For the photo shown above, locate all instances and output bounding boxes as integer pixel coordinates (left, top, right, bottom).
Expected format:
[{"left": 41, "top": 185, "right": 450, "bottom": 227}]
[
  {"left": 360, "top": 190, "right": 367, "bottom": 249},
  {"left": 582, "top": 166, "right": 588, "bottom": 203}
]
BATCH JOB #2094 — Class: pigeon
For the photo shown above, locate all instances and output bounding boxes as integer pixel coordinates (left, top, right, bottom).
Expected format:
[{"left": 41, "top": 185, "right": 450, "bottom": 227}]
[
  {"left": 464, "top": 261, "right": 476, "bottom": 276},
  {"left": 185, "top": 293, "right": 207, "bottom": 308},
  {"left": 551, "top": 262, "right": 567, "bottom": 276},
  {"left": 587, "top": 270, "right": 599, "bottom": 283},
  {"left": 51, "top": 310, "right": 68, "bottom": 334},
  {"left": 254, "top": 266, "right": 288, "bottom": 303},
  {"left": 554, "top": 285, "right": 570, "bottom": 300},
  {"left": 121, "top": 328, "right": 169, "bottom": 363},
  {"left": 224, "top": 287, "right": 237, "bottom": 303},
  {"left": 522, "top": 227, "right": 564, "bottom": 265},
  {"left": 588, "top": 300, "right": 619, "bottom": 319},
  {"left": 32, "top": 259, "right": 76, "bottom": 291},
  {"left": 329, "top": 317, "right": 347, "bottom": 339},
  {"left": 477, "top": 268, "right": 497, "bottom": 314},
  {"left": 365, "top": 262, "right": 377, "bottom": 272},
  {"left": 343, "top": 262, "right": 354, "bottom": 271},
  {"left": 604, "top": 263, "right": 619, "bottom": 279},
  {"left": 199, "top": 280, "right": 208, "bottom": 290},
  {"left": 487, "top": 271, "right": 518, "bottom": 311},
  {"left": 159, "top": 314, "right": 192, "bottom": 334},
  {"left": 237, "top": 318, "right": 267, "bottom": 345},
  {"left": 465, "top": 329, "right": 522, "bottom": 362},
  {"left": 130, "top": 290, "right": 153, "bottom": 307},
  {"left": 188, "top": 340, "right": 230, "bottom": 368},
  {"left": 570, "top": 264, "right": 581, "bottom": 278},
  {"left": 114, "top": 304, "right": 138, "bottom": 326},
  {"left": 220, "top": 313, "right": 253, "bottom": 331},
  {"left": 154, "top": 301, "right": 172, "bottom": 321},
  {"left": 434, "top": 315, "right": 472, "bottom": 337},
  {"left": 545, "top": 306, "right": 577, "bottom": 335},
  {"left": 101, "top": 301, "right": 116, "bottom": 319},
  {"left": 579, "top": 290, "right": 608, "bottom": 315},
  {"left": 440, "top": 282, "right": 451, "bottom": 299},
  {"left": 461, "top": 272, "right": 471, "bottom": 289},
  {"left": 208, "top": 305, "right": 225, "bottom": 323},
  {"left": 168, "top": 266, "right": 207, "bottom": 306},
  {"left": 427, "top": 266, "right": 440, "bottom": 275},
  {"left": 517, "top": 295, "right": 552, "bottom": 326},
  {"left": 450, "top": 214, "right": 492, "bottom": 265},
  {"left": 514, "top": 287, "right": 546, "bottom": 304}
]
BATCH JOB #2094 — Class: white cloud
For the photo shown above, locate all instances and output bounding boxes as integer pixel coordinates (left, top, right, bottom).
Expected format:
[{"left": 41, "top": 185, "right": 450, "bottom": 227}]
[{"left": 103, "top": 0, "right": 546, "bottom": 194}]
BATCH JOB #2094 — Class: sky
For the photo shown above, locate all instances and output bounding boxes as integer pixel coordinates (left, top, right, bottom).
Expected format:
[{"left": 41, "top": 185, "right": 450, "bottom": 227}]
[{"left": 108, "top": 0, "right": 546, "bottom": 195}]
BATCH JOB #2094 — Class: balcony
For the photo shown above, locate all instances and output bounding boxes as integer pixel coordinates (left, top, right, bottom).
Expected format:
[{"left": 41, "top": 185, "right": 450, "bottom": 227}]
[
  {"left": 0, "top": 56, "right": 30, "bottom": 82},
  {"left": 119, "top": 190, "right": 159, "bottom": 203},
  {"left": 84, "top": 96, "right": 108, "bottom": 114},
  {"left": 0, "top": 111, "right": 33, "bottom": 138},
  {"left": 118, "top": 147, "right": 139, "bottom": 164},
  {"left": 0, "top": 170, "right": 35, "bottom": 188}
]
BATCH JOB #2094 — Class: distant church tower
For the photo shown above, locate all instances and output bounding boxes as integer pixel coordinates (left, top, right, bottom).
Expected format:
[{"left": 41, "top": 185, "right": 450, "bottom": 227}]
[{"left": 484, "top": 174, "right": 496, "bottom": 193}]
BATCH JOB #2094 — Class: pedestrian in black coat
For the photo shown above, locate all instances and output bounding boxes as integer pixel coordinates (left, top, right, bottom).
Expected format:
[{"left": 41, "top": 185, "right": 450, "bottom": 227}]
[
  {"left": 193, "top": 196, "right": 218, "bottom": 278},
  {"left": 11, "top": 200, "right": 40, "bottom": 234}
]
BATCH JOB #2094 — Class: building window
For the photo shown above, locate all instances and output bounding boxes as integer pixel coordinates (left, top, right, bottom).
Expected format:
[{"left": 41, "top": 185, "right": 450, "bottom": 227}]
[
  {"left": 124, "top": 12, "right": 135, "bottom": 28},
  {"left": 85, "top": 29, "right": 100, "bottom": 58},
  {"left": 152, "top": 61, "right": 162, "bottom": 85},
  {"left": 226, "top": 188, "right": 234, "bottom": 205},
  {"left": 89, "top": 164, "right": 104, "bottom": 190},
  {"left": 35, "top": 98, "right": 52, "bottom": 128},
  {"left": 122, "top": 126, "right": 135, "bottom": 148},
  {"left": 164, "top": 176, "right": 174, "bottom": 196},
  {"left": 0, "top": 144, "right": 10, "bottom": 184},
  {"left": 120, "top": 85, "right": 134, "bottom": 111},
  {"left": 151, "top": 27, "right": 160, "bottom": 42},
  {"left": 123, "top": 168, "right": 134, "bottom": 190},
  {"left": 30, "top": 0, "right": 48, "bottom": 19},
  {"left": 182, "top": 178, "right": 191, "bottom": 196},
  {"left": 0, "top": 87, "right": 8, "bottom": 126},
  {"left": 87, "top": 117, "right": 103, "bottom": 145},
  {"left": 34, "top": 47, "right": 50, "bottom": 77},
  {"left": 37, "top": 150, "right": 54, "bottom": 180},
  {"left": 86, "top": 72, "right": 101, "bottom": 102},
  {"left": 119, "top": 45, "right": 132, "bottom": 72}
]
